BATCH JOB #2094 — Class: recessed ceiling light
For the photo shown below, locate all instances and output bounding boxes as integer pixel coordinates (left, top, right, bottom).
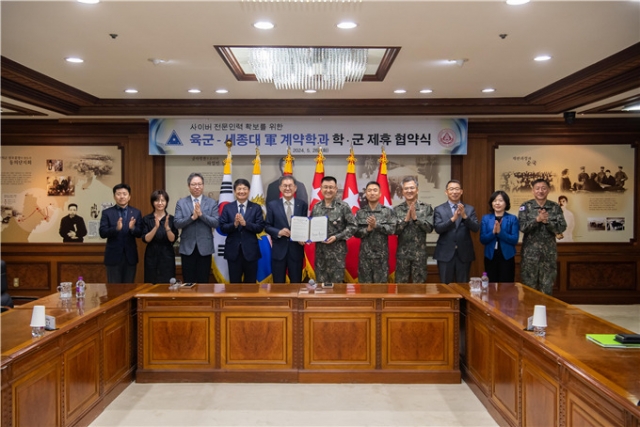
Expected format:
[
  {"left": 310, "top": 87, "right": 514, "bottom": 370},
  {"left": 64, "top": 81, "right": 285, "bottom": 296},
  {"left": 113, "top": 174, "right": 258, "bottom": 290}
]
[
  {"left": 482, "top": 88, "right": 495, "bottom": 93},
  {"left": 394, "top": 89, "right": 407, "bottom": 94},
  {"left": 253, "top": 21, "right": 274, "bottom": 30},
  {"left": 622, "top": 104, "right": 640, "bottom": 111},
  {"left": 216, "top": 89, "right": 229, "bottom": 94},
  {"left": 337, "top": 22, "right": 357, "bottom": 29},
  {"left": 304, "top": 89, "right": 317, "bottom": 94},
  {"left": 188, "top": 89, "right": 202, "bottom": 94},
  {"left": 77, "top": 0, "right": 100, "bottom": 4},
  {"left": 124, "top": 89, "right": 138, "bottom": 94},
  {"left": 534, "top": 55, "right": 552, "bottom": 62},
  {"left": 506, "top": 0, "right": 529, "bottom": 5},
  {"left": 65, "top": 57, "right": 84, "bottom": 63},
  {"left": 420, "top": 89, "right": 433, "bottom": 94}
]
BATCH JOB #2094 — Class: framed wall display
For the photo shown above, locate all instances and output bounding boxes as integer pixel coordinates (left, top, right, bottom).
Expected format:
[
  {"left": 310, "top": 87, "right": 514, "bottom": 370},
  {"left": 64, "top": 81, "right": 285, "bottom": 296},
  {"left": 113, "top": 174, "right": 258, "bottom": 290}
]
[
  {"left": 1, "top": 145, "right": 123, "bottom": 243},
  {"left": 494, "top": 144, "right": 635, "bottom": 243}
]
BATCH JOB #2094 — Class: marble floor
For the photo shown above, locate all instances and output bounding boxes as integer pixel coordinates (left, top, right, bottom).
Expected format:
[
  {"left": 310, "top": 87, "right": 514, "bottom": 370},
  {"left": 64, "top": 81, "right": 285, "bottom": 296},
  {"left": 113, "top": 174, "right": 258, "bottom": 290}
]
[{"left": 91, "top": 305, "right": 639, "bottom": 427}]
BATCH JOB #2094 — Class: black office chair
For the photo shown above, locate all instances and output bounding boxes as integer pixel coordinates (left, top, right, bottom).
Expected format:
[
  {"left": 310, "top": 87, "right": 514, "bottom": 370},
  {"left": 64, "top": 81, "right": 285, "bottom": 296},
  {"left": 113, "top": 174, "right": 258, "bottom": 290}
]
[{"left": 1, "top": 260, "right": 37, "bottom": 313}]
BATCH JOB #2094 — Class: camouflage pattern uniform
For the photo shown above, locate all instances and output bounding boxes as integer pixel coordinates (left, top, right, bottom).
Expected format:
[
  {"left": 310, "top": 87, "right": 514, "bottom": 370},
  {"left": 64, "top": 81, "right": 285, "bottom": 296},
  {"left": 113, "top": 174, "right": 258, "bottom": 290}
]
[
  {"left": 354, "top": 204, "right": 397, "bottom": 283},
  {"left": 311, "top": 200, "right": 357, "bottom": 283},
  {"left": 518, "top": 199, "right": 566, "bottom": 295},
  {"left": 394, "top": 201, "right": 434, "bottom": 283}
]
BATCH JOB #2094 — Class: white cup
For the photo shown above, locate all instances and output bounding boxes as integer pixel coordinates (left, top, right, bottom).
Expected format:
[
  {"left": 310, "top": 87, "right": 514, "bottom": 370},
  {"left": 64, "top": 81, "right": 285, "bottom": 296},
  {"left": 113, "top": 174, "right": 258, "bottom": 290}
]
[
  {"left": 532, "top": 305, "right": 547, "bottom": 337},
  {"left": 30, "top": 305, "right": 46, "bottom": 337}
]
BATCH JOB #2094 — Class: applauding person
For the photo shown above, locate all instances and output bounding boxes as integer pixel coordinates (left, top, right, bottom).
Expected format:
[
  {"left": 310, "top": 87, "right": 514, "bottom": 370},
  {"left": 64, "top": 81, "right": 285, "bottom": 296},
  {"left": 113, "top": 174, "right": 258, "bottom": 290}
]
[
  {"left": 141, "top": 190, "right": 178, "bottom": 284},
  {"left": 479, "top": 191, "right": 519, "bottom": 283}
]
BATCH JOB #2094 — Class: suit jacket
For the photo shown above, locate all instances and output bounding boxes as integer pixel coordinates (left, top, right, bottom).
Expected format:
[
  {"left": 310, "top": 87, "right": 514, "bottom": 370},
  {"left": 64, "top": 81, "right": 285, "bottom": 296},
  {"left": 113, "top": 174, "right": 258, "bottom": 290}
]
[
  {"left": 479, "top": 212, "right": 519, "bottom": 260},
  {"left": 265, "top": 198, "right": 308, "bottom": 261},
  {"left": 433, "top": 202, "right": 480, "bottom": 263},
  {"left": 174, "top": 195, "right": 219, "bottom": 256},
  {"left": 219, "top": 201, "right": 265, "bottom": 262},
  {"left": 99, "top": 205, "right": 143, "bottom": 265}
]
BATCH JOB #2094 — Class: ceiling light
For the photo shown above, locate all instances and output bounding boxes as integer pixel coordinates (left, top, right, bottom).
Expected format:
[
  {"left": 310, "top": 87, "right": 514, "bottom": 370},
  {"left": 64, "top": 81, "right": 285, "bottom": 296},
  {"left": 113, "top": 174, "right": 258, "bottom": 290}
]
[
  {"left": 65, "top": 57, "right": 84, "bottom": 63},
  {"left": 253, "top": 21, "right": 274, "bottom": 30},
  {"left": 248, "top": 47, "right": 368, "bottom": 91},
  {"left": 394, "top": 89, "right": 406, "bottom": 94},
  {"left": 622, "top": 104, "right": 640, "bottom": 111},
  {"left": 188, "top": 89, "right": 202, "bottom": 94},
  {"left": 337, "top": 22, "right": 357, "bottom": 29},
  {"left": 534, "top": 55, "right": 552, "bottom": 62},
  {"left": 506, "top": 0, "right": 530, "bottom": 5},
  {"left": 304, "top": 89, "right": 317, "bottom": 94},
  {"left": 124, "top": 89, "right": 138, "bottom": 94},
  {"left": 482, "top": 88, "right": 495, "bottom": 93},
  {"left": 77, "top": 0, "right": 100, "bottom": 4},
  {"left": 216, "top": 89, "right": 229, "bottom": 94},
  {"left": 420, "top": 89, "right": 433, "bottom": 94},
  {"left": 148, "top": 58, "right": 169, "bottom": 65}
]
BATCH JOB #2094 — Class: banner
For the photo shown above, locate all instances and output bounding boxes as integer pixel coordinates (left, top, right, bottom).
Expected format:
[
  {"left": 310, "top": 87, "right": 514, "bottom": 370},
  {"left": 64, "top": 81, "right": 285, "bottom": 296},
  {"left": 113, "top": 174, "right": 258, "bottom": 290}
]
[{"left": 149, "top": 117, "right": 467, "bottom": 156}]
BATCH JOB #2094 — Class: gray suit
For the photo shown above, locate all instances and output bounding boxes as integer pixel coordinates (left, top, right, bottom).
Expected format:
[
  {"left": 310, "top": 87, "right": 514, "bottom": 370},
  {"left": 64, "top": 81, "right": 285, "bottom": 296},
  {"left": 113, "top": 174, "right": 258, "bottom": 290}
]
[
  {"left": 174, "top": 195, "right": 219, "bottom": 282},
  {"left": 433, "top": 201, "right": 479, "bottom": 284}
]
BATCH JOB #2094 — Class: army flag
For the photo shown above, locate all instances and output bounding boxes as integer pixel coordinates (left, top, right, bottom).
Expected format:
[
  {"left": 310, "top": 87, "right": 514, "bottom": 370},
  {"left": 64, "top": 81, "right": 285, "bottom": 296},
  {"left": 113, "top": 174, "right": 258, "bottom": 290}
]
[
  {"left": 342, "top": 147, "right": 361, "bottom": 282},
  {"left": 249, "top": 149, "right": 273, "bottom": 284},
  {"left": 376, "top": 148, "right": 398, "bottom": 282}
]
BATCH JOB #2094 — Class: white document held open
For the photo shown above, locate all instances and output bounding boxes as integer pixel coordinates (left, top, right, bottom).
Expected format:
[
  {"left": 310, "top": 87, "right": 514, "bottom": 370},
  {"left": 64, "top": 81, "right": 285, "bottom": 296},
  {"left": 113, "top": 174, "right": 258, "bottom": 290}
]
[{"left": 290, "top": 216, "right": 328, "bottom": 242}]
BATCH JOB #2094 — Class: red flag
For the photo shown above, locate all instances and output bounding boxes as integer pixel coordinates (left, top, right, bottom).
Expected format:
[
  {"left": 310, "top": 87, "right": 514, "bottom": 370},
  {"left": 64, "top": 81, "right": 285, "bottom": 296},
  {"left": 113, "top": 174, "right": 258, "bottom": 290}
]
[
  {"left": 303, "top": 149, "right": 325, "bottom": 281},
  {"left": 342, "top": 148, "right": 361, "bottom": 282},
  {"left": 376, "top": 147, "right": 398, "bottom": 282}
]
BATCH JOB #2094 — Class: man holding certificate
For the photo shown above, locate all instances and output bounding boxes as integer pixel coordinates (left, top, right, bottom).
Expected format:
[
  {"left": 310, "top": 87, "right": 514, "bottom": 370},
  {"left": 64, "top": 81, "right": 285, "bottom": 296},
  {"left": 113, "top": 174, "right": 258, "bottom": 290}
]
[
  {"left": 354, "top": 181, "right": 397, "bottom": 283},
  {"left": 310, "top": 176, "right": 357, "bottom": 283},
  {"left": 265, "top": 176, "right": 308, "bottom": 283}
]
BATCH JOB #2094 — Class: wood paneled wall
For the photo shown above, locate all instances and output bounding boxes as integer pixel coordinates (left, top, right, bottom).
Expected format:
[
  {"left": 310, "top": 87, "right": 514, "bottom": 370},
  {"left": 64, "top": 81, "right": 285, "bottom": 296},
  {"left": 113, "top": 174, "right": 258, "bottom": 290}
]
[{"left": 1, "top": 118, "right": 638, "bottom": 303}]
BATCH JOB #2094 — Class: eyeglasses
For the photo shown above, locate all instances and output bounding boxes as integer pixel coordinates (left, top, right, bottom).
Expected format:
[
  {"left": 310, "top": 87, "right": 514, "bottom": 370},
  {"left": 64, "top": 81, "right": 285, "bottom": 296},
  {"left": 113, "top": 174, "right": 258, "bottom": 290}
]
[
  {"left": 190, "top": 183, "right": 204, "bottom": 187},
  {"left": 446, "top": 187, "right": 462, "bottom": 192},
  {"left": 280, "top": 184, "right": 295, "bottom": 189}
]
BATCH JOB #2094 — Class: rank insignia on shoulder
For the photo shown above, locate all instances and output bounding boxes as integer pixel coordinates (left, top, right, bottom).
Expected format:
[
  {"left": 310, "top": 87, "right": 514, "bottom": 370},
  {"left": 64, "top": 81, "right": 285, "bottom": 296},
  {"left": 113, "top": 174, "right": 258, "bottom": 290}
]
[{"left": 519, "top": 206, "right": 526, "bottom": 211}]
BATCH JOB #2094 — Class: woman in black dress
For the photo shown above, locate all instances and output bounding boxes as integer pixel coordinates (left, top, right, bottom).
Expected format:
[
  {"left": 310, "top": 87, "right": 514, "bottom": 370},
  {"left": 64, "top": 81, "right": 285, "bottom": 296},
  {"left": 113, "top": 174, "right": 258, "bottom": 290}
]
[{"left": 141, "top": 190, "right": 178, "bottom": 283}]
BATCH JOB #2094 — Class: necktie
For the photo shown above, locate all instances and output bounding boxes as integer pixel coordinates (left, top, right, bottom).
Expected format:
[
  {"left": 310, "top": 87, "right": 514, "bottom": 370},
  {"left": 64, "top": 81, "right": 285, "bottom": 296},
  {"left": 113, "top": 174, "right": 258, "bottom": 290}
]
[
  {"left": 239, "top": 204, "right": 245, "bottom": 216},
  {"left": 286, "top": 201, "right": 292, "bottom": 226}
]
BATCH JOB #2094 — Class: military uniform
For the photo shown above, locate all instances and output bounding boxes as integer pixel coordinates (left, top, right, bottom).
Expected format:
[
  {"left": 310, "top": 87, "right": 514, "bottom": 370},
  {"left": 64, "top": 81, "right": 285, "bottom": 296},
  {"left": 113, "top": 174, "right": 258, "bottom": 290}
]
[
  {"left": 394, "top": 201, "right": 434, "bottom": 283},
  {"left": 518, "top": 199, "right": 566, "bottom": 295},
  {"left": 311, "top": 200, "right": 357, "bottom": 283},
  {"left": 354, "top": 204, "right": 397, "bottom": 283}
]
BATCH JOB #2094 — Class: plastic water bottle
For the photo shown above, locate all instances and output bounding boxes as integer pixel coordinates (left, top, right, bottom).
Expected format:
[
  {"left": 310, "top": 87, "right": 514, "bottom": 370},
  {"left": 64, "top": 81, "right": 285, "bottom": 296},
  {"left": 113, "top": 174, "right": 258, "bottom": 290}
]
[
  {"left": 481, "top": 272, "right": 489, "bottom": 290},
  {"left": 75, "top": 276, "right": 86, "bottom": 299}
]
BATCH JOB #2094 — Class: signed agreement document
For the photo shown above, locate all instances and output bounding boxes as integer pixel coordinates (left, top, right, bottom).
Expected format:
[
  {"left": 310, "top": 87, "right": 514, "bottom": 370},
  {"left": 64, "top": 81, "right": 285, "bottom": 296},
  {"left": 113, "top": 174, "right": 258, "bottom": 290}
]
[{"left": 290, "top": 216, "right": 328, "bottom": 242}]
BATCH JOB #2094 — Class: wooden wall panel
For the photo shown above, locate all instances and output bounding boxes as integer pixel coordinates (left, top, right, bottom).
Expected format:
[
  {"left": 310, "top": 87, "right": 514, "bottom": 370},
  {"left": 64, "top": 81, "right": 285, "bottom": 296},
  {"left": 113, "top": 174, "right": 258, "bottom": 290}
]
[
  {"left": 4, "top": 261, "right": 49, "bottom": 290},
  {"left": 567, "top": 262, "right": 636, "bottom": 290}
]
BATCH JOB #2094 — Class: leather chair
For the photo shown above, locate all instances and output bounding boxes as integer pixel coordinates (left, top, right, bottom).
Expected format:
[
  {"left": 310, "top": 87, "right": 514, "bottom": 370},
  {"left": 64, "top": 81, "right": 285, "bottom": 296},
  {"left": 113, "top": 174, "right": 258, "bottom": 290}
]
[{"left": 1, "top": 260, "right": 14, "bottom": 311}]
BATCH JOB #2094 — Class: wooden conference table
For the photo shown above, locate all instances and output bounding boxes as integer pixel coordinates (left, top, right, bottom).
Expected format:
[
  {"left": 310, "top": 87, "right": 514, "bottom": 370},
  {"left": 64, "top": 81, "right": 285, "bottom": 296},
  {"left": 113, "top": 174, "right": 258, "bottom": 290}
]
[
  {"left": 135, "top": 283, "right": 462, "bottom": 384},
  {"left": 1, "top": 283, "right": 151, "bottom": 427},
  {"left": 450, "top": 282, "right": 640, "bottom": 427}
]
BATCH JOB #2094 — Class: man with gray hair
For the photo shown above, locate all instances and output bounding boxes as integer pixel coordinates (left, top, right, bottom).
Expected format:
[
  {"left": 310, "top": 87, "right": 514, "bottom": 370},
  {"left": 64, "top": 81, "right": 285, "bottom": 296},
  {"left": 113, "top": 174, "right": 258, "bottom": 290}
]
[
  {"left": 174, "top": 172, "right": 219, "bottom": 283},
  {"left": 394, "top": 176, "right": 434, "bottom": 283}
]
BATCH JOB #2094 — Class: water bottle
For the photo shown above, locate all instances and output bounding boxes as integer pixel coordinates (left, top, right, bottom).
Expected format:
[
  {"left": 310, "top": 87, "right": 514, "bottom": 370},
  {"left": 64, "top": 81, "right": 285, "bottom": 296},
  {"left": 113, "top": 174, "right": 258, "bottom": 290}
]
[
  {"left": 75, "top": 276, "right": 86, "bottom": 299},
  {"left": 481, "top": 272, "right": 489, "bottom": 290}
]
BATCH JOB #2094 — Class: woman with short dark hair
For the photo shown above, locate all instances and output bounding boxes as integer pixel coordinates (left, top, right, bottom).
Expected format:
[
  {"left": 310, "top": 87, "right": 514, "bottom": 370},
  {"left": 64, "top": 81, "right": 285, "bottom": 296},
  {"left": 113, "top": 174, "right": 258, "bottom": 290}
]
[
  {"left": 479, "top": 191, "right": 519, "bottom": 282},
  {"left": 141, "top": 190, "right": 178, "bottom": 283}
]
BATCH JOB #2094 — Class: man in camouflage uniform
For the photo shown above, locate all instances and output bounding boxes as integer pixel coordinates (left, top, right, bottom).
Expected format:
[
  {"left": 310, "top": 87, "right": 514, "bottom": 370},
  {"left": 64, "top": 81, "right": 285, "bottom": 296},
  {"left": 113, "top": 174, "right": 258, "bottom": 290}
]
[
  {"left": 354, "top": 181, "right": 397, "bottom": 283},
  {"left": 311, "top": 176, "right": 357, "bottom": 283},
  {"left": 394, "top": 176, "right": 434, "bottom": 283},
  {"left": 518, "top": 178, "right": 567, "bottom": 295}
]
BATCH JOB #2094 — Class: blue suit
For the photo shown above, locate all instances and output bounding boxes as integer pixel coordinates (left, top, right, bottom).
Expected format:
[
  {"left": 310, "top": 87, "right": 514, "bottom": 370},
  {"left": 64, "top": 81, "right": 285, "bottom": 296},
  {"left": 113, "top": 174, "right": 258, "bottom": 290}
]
[
  {"left": 479, "top": 212, "right": 519, "bottom": 261},
  {"left": 174, "top": 195, "right": 219, "bottom": 283},
  {"left": 479, "top": 212, "right": 519, "bottom": 282},
  {"left": 265, "top": 198, "right": 308, "bottom": 283},
  {"left": 434, "top": 202, "right": 480, "bottom": 284},
  {"left": 220, "top": 201, "right": 265, "bottom": 283},
  {"left": 99, "top": 205, "right": 143, "bottom": 283}
]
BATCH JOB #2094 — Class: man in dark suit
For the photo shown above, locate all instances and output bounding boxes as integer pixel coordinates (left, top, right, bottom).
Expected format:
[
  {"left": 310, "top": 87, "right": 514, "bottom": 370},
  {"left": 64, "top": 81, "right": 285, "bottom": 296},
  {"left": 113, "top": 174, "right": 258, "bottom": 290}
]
[
  {"left": 266, "top": 157, "right": 308, "bottom": 205},
  {"left": 174, "top": 173, "right": 219, "bottom": 283},
  {"left": 265, "top": 176, "right": 308, "bottom": 283},
  {"left": 219, "top": 178, "right": 265, "bottom": 283},
  {"left": 99, "top": 183, "right": 143, "bottom": 283},
  {"left": 433, "top": 179, "right": 480, "bottom": 284}
]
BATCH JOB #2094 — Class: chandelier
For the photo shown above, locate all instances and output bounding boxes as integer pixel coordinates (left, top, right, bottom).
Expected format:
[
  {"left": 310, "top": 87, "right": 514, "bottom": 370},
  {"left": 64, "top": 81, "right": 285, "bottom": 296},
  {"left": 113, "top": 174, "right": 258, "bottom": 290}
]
[{"left": 248, "top": 47, "right": 368, "bottom": 91}]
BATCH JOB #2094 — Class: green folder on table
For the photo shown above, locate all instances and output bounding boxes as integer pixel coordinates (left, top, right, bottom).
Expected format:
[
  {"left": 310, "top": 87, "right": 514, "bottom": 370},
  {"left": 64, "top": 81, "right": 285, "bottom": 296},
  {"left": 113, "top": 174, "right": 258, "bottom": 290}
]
[{"left": 586, "top": 334, "right": 640, "bottom": 348}]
